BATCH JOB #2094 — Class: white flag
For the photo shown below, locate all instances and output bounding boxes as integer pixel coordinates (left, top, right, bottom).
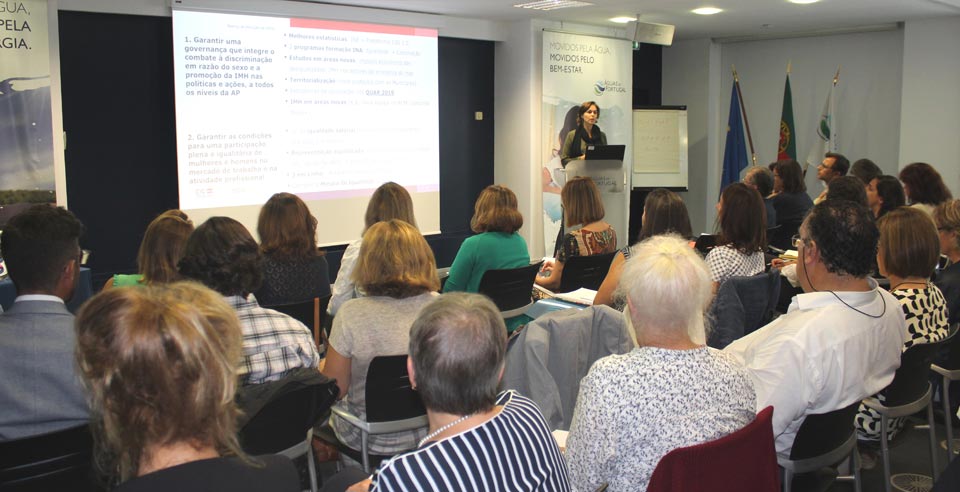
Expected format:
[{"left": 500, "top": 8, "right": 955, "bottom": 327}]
[{"left": 804, "top": 78, "right": 837, "bottom": 171}]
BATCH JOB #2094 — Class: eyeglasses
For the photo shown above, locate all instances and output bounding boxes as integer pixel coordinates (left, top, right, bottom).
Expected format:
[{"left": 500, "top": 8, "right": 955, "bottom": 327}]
[{"left": 791, "top": 235, "right": 807, "bottom": 248}]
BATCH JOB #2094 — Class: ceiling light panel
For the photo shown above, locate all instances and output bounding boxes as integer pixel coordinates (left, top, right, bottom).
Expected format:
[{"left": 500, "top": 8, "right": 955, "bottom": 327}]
[{"left": 692, "top": 7, "right": 723, "bottom": 15}]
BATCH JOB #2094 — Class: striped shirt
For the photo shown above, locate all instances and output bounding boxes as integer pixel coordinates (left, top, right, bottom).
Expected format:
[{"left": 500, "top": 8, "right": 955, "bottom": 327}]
[
  {"left": 226, "top": 294, "right": 321, "bottom": 385},
  {"left": 369, "top": 391, "right": 570, "bottom": 492}
]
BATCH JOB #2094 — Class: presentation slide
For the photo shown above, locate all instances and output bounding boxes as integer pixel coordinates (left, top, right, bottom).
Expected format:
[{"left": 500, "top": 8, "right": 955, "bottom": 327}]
[{"left": 172, "top": 9, "right": 440, "bottom": 243}]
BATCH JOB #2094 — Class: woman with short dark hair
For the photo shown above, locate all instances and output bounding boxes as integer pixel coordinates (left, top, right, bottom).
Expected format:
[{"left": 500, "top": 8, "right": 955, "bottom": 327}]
[
  {"left": 707, "top": 183, "right": 767, "bottom": 287},
  {"left": 254, "top": 193, "right": 330, "bottom": 307},
  {"left": 899, "top": 162, "right": 953, "bottom": 216},
  {"left": 770, "top": 159, "right": 814, "bottom": 226},
  {"left": 855, "top": 207, "right": 949, "bottom": 441},
  {"left": 76, "top": 283, "right": 299, "bottom": 491},
  {"left": 347, "top": 293, "right": 569, "bottom": 492},
  {"left": 322, "top": 220, "right": 439, "bottom": 456}
]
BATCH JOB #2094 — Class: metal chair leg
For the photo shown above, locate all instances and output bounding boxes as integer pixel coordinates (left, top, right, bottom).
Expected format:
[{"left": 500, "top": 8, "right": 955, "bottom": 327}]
[
  {"left": 881, "top": 414, "right": 892, "bottom": 492},
  {"left": 852, "top": 442, "right": 862, "bottom": 492},
  {"left": 928, "top": 401, "right": 940, "bottom": 481},
  {"left": 944, "top": 375, "right": 955, "bottom": 459},
  {"left": 307, "top": 438, "right": 319, "bottom": 492},
  {"left": 361, "top": 430, "right": 370, "bottom": 474},
  {"left": 782, "top": 468, "right": 792, "bottom": 492}
]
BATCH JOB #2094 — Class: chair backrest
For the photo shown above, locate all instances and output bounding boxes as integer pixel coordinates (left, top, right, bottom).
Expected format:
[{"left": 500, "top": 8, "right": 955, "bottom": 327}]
[
  {"left": 267, "top": 295, "right": 332, "bottom": 348},
  {"left": 769, "top": 219, "right": 802, "bottom": 251},
  {"left": 558, "top": 252, "right": 617, "bottom": 293},
  {"left": 936, "top": 323, "right": 960, "bottom": 371},
  {"left": 238, "top": 370, "right": 339, "bottom": 455},
  {"left": 647, "top": 407, "right": 779, "bottom": 492},
  {"left": 788, "top": 401, "right": 859, "bottom": 461},
  {"left": 708, "top": 270, "right": 781, "bottom": 349},
  {"left": 885, "top": 329, "right": 956, "bottom": 407},
  {"left": 365, "top": 355, "right": 427, "bottom": 423},
  {"left": 478, "top": 262, "right": 543, "bottom": 312},
  {"left": 0, "top": 424, "right": 102, "bottom": 492}
]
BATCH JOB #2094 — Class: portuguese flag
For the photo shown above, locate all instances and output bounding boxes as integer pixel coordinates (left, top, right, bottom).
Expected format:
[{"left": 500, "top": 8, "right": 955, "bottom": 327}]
[{"left": 778, "top": 73, "right": 796, "bottom": 161}]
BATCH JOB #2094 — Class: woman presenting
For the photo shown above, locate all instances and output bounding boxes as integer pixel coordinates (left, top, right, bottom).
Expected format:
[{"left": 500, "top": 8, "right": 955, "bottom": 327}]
[{"left": 560, "top": 101, "right": 606, "bottom": 167}]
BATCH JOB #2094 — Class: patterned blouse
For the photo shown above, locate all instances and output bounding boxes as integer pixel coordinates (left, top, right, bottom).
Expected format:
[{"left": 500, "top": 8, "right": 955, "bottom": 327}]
[
  {"left": 565, "top": 347, "right": 756, "bottom": 491},
  {"left": 855, "top": 285, "right": 950, "bottom": 441},
  {"left": 705, "top": 245, "right": 765, "bottom": 284},
  {"left": 556, "top": 225, "right": 617, "bottom": 263}
]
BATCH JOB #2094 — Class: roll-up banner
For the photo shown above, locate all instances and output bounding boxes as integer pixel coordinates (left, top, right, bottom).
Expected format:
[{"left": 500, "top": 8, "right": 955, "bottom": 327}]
[
  {"left": 541, "top": 30, "right": 631, "bottom": 256},
  {"left": 0, "top": 0, "right": 56, "bottom": 208}
]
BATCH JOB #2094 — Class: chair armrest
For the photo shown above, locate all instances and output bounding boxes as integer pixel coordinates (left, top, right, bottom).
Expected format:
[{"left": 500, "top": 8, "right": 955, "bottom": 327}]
[
  {"left": 860, "top": 397, "right": 883, "bottom": 412},
  {"left": 861, "top": 384, "right": 932, "bottom": 418},
  {"left": 330, "top": 406, "right": 370, "bottom": 432},
  {"left": 932, "top": 364, "right": 960, "bottom": 380}
]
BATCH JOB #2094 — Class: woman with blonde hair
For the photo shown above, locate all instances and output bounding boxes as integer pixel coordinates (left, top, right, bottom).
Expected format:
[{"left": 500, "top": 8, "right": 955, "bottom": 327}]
[
  {"left": 254, "top": 192, "right": 330, "bottom": 307},
  {"left": 76, "top": 282, "right": 298, "bottom": 491},
  {"left": 328, "top": 182, "right": 418, "bottom": 316},
  {"left": 855, "top": 206, "right": 950, "bottom": 441},
  {"left": 934, "top": 200, "right": 960, "bottom": 324},
  {"left": 536, "top": 176, "right": 617, "bottom": 290},
  {"left": 104, "top": 210, "right": 193, "bottom": 289},
  {"left": 322, "top": 219, "right": 438, "bottom": 455}
]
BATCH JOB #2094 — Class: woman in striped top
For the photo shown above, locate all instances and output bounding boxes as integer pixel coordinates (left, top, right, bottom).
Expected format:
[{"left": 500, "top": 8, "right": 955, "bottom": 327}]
[{"left": 345, "top": 293, "right": 570, "bottom": 492}]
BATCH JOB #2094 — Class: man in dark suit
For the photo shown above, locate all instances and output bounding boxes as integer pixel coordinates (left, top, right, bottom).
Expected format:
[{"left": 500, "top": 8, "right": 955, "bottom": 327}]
[{"left": 0, "top": 205, "right": 89, "bottom": 440}]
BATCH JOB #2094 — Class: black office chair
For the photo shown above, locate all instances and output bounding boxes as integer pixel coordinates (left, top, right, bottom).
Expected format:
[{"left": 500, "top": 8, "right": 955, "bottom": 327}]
[
  {"left": 861, "top": 330, "right": 957, "bottom": 492},
  {"left": 317, "top": 355, "right": 428, "bottom": 473},
  {"left": 779, "top": 402, "right": 862, "bottom": 492},
  {"left": 237, "top": 369, "right": 339, "bottom": 492},
  {"left": 267, "top": 295, "right": 332, "bottom": 350},
  {"left": 0, "top": 424, "right": 103, "bottom": 492},
  {"left": 769, "top": 219, "right": 803, "bottom": 251},
  {"left": 478, "top": 261, "right": 543, "bottom": 318},
  {"left": 557, "top": 252, "right": 616, "bottom": 293}
]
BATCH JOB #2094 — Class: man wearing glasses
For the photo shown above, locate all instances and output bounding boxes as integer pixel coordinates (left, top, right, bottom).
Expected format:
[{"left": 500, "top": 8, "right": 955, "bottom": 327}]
[
  {"left": 813, "top": 152, "right": 851, "bottom": 205},
  {"left": 724, "top": 200, "right": 905, "bottom": 459},
  {"left": 0, "top": 205, "right": 88, "bottom": 440}
]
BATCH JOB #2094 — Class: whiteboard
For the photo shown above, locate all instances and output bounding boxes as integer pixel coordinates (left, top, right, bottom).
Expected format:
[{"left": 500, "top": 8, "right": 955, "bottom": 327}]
[{"left": 632, "top": 108, "right": 688, "bottom": 189}]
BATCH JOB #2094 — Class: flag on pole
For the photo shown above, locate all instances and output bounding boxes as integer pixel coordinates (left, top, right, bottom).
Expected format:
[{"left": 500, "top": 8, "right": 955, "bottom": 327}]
[
  {"left": 721, "top": 80, "right": 748, "bottom": 193},
  {"left": 805, "top": 68, "right": 840, "bottom": 170},
  {"left": 777, "top": 69, "right": 796, "bottom": 160}
]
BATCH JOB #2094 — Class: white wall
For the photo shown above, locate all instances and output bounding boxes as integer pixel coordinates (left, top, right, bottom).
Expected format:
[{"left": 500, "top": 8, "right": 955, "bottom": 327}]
[
  {"left": 899, "top": 16, "right": 960, "bottom": 193},
  {"left": 665, "top": 27, "right": 909, "bottom": 232}
]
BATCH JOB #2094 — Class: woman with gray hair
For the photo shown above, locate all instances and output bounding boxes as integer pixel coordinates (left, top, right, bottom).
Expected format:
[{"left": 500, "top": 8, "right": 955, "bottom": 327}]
[
  {"left": 564, "top": 235, "right": 756, "bottom": 491},
  {"left": 342, "top": 292, "right": 569, "bottom": 492}
]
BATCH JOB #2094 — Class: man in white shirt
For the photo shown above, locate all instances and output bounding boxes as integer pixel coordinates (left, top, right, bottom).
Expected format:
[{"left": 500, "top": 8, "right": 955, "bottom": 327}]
[
  {"left": 724, "top": 200, "right": 906, "bottom": 458},
  {"left": 0, "top": 205, "right": 89, "bottom": 440},
  {"left": 813, "top": 152, "right": 850, "bottom": 204}
]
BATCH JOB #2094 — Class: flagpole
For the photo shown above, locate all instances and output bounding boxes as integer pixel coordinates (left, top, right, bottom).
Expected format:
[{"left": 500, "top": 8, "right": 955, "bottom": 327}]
[
  {"left": 732, "top": 65, "right": 758, "bottom": 167},
  {"left": 831, "top": 65, "right": 840, "bottom": 152}
]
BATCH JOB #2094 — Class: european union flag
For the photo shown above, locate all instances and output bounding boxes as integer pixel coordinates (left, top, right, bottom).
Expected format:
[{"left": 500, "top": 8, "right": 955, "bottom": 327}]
[{"left": 721, "top": 82, "right": 748, "bottom": 194}]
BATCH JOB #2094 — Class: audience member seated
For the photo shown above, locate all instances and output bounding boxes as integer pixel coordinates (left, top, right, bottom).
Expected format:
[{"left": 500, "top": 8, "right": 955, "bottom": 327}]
[
  {"left": 899, "top": 162, "right": 953, "bottom": 216},
  {"left": 850, "top": 158, "right": 882, "bottom": 185},
  {"left": 824, "top": 175, "right": 868, "bottom": 206},
  {"left": 75, "top": 283, "right": 299, "bottom": 491},
  {"left": 179, "top": 217, "right": 320, "bottom": 385},
  {"left": 443, "top": 185, "right": 530, "bottom": 330},
  {"left": 866, "top": 175, "right": 906, "bottom": 219},
  {"left": 770, "top": 159, "right": 814, "bottom": 226},
  {"left": 595, "top": 188, "right": 692, "bottom": 308},
  {"left": 744, "top": 166, "right": 777, "bottom": 228},
  {"left": 0, "top": 205, "right": 88, "bottom": 440},
  {"left": 855, "top": 206, "right": 950, "bottom": 441},
  {"left": 707, "top": 183, "right": 767, "bottom": 288},
  {"left": 253, "top": 192, "right": 330, "bottom": 306},
  {"left": 813, "top": 152, "right": 850, "bottom": 204},
  {"left": 724, "top": 200, "right": 906, "bottom": 458},
  {"left": 536, "top": 176, "right": 617, "bottom": 290},
  {"left": 104, "top": 209, "right": 194, "bottom": 289},
  {"left": 341, "top": 293, "right": 570, "bottom": 492},
  {"left": 329, "top": 182, "right": 417, "bottom": 317},
  {"left": 322, "top": 219, "right": 439, "bottom": 456},
  {"left": 565, "top": 235, "right": 756, "bottom": 491},
  {"left": 934, "top": 200, "right": 960, "bottom": 324}
]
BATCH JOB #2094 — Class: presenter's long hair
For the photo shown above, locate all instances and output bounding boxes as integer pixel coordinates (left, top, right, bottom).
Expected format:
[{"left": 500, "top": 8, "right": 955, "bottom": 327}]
[
  {"left": 258, "top": 192, "right": 320, "bottom": 259},
  {"left": 471, "top": 185, "right": 523, "bottom": 234},
  {"left": 137, "top": 210, "right": 194, "bottom": 284},
  {"left": 562, "top": 176, "right": 605, "bottom": 227},
  {"left": 76, "top": 282, "right": 246, "bottom": 482},
  {"left": 364, "top": 182, "right": 418, "bottom": 233}
]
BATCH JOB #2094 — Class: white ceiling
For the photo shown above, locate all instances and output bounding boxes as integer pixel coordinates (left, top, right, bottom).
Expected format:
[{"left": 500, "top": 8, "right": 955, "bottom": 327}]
[{"left": 305, "top": 0, "right": 960, "bottom": 40}]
